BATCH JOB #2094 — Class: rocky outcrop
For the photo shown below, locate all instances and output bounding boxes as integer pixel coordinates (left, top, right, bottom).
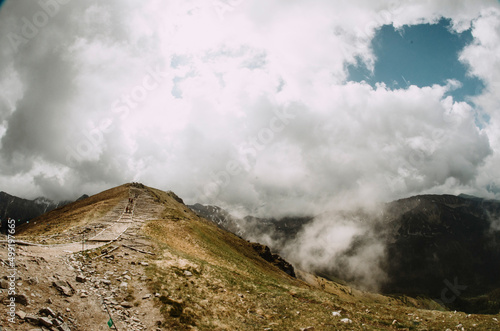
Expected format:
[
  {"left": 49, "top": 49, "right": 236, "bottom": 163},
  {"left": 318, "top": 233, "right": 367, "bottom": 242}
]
[{"left": 251, "top": 242, "right": 296, "bottom": 278}]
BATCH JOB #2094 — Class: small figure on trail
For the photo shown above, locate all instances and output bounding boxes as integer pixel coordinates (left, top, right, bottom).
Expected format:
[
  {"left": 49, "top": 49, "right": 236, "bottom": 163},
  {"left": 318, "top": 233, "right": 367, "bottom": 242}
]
[{"left": 126, "top": 207, "right": 129, "bottom": 213}]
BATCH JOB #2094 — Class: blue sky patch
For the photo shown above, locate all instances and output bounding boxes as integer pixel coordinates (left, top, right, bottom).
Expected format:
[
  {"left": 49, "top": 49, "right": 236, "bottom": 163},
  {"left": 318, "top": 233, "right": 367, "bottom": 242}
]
[{"left": 348, "top": 18, "right": 484, "bottom": 102}]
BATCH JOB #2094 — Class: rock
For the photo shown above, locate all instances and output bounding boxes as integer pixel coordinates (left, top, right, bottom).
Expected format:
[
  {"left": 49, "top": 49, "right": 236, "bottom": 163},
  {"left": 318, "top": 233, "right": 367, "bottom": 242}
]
[
  {"left": 53, "top": 281, "right": 74, "bottom": 296},
  {"left": 16, "top": 310, "right": 27, "bottom": 320},
  {"left": 27, "top": 277, "right": 39, "bottom": 285},
  {"left": 25, "top": 314, "right": 39, "bottom": 325},
  {"left": 300, "top": 327, "right": 315, "bottom": 331},
  {"left": 140, "top": 262, "right": 149, "bottom": 266},
  {"left": 332, "top": 311, "right": 341, "bottom": 317},
  {"left": 39, "top": 316, "right": 54, "bottom": 327},
  {"left": 142, "top": 294, "right": 151, "bottom": 299},
  {"left": 58, "top": 323, "right": 72, "bottom": 331},
  {"left": 14, "top": 293, "right": 29, "bottom": 305},
  {"left": 340, "top": 318, "right": 352, "bottom": 323},
  {"left": 120, "top": 282, "right": 128, "bottom": 288},
  {"left": 40, "top": 307, "right": 57, "bottom": 317},
  {"left": 123, "top": 275, "right": 132, "bottom": 281},
  {"left": 76, "top": 275, "right": 86, "bottom": 283},
  {"left": 184, "top": 270, "right": 193, "bottom": 277},
  {"left": 251, "top": 242, "right": 296, "bottom": 277},
  {"left": 121, "top": 301, "right": 133, "bottom": 308},
  {"left": 0, "top": 279, "right": 9, "bottom": 289}
]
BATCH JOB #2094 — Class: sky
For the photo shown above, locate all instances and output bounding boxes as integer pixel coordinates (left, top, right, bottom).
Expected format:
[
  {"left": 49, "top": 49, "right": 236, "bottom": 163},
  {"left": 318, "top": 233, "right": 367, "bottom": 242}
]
[{"left": 0, "top": 0, "right": 499, "bottom": 217}]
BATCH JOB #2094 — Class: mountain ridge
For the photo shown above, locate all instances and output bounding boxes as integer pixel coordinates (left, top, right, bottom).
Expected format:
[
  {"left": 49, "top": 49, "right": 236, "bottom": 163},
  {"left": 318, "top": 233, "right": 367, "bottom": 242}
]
[
  {"left": 1, "top": 184, "right": 499, "bottom": 329},
  {"left": 0, "top": 191, "right": 74, "bottom": 234},
  {"left": 189, "top": 193, "right": 500, "bottom": 314}
]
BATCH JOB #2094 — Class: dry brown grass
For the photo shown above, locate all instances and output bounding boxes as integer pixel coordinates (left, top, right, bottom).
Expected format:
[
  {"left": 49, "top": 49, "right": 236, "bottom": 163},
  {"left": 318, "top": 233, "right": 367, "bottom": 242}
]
[
  {"left": 141, "top": 186, "right": 500, "bottom": 330},
  {"left": 16, "top": 184, "right": 130, "bottom": 237}
]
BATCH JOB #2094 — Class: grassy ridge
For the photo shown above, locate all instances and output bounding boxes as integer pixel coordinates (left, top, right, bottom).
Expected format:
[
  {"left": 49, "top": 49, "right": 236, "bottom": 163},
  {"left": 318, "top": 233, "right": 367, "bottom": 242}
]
[{"left": 16, "top": 184, "right": 129, "bottom": 238}]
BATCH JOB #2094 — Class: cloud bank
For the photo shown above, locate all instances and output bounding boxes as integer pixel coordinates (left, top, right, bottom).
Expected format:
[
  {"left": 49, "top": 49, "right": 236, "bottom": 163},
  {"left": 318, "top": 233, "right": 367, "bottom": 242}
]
[{"left": 0, "top": 0, "right": 498, "bottom": 219}]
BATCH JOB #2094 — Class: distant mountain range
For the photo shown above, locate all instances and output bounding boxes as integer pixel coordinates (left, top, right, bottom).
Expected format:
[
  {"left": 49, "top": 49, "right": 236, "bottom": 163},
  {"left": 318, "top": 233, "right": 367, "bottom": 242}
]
[
  {"left": 189, "top": 194, "right": 500, "bottom": 314},
  {"left": 0, "top": 191, "right": 87, "bottom": 233},
  {"left": 188, "top": 203, "right": 312, "bottom": 244}
]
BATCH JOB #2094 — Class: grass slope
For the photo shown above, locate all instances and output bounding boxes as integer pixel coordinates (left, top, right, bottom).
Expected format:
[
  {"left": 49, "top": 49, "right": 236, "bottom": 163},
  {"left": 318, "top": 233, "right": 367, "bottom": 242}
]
[
  {"left": 16, "top": 184, "right": 129, "bottom": 238},
  {"left": 141, "top": 187, "right": 500, "bottom": 330}
]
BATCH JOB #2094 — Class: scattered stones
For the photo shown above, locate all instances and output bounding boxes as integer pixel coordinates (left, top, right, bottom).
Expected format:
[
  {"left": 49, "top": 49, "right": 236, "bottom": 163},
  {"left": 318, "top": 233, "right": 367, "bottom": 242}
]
[{"left": 120, "top": 281, "right": 128, "bottom": 288}]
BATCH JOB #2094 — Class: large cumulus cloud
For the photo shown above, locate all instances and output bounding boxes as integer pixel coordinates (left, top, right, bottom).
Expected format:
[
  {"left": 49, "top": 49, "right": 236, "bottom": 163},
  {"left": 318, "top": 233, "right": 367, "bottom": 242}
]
[{"left": 0, "top": 0, "right": 497, "bottom": 216}]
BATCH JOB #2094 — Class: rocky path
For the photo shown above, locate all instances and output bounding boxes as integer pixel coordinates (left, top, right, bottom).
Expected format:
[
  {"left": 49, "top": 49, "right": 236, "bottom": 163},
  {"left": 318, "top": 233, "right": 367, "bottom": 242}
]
[{"left": 0, "top": 185, "right": 165, "bottom": 330}]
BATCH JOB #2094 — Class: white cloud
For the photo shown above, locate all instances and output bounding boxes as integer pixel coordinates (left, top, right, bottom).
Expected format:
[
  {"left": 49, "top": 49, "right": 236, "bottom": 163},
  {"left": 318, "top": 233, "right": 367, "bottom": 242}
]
[{"left": 0, "top": 0, "right": 497, "bottom": 211}]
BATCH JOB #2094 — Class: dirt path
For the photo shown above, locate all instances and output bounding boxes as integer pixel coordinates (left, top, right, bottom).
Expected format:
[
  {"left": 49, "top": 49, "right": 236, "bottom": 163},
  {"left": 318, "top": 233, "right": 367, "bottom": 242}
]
[
  {"left": 0, "top": 186, "right": 166, "bottom": 330},
  {"left": 11, "top": 187, "right": 147, "bottom": 257}
]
